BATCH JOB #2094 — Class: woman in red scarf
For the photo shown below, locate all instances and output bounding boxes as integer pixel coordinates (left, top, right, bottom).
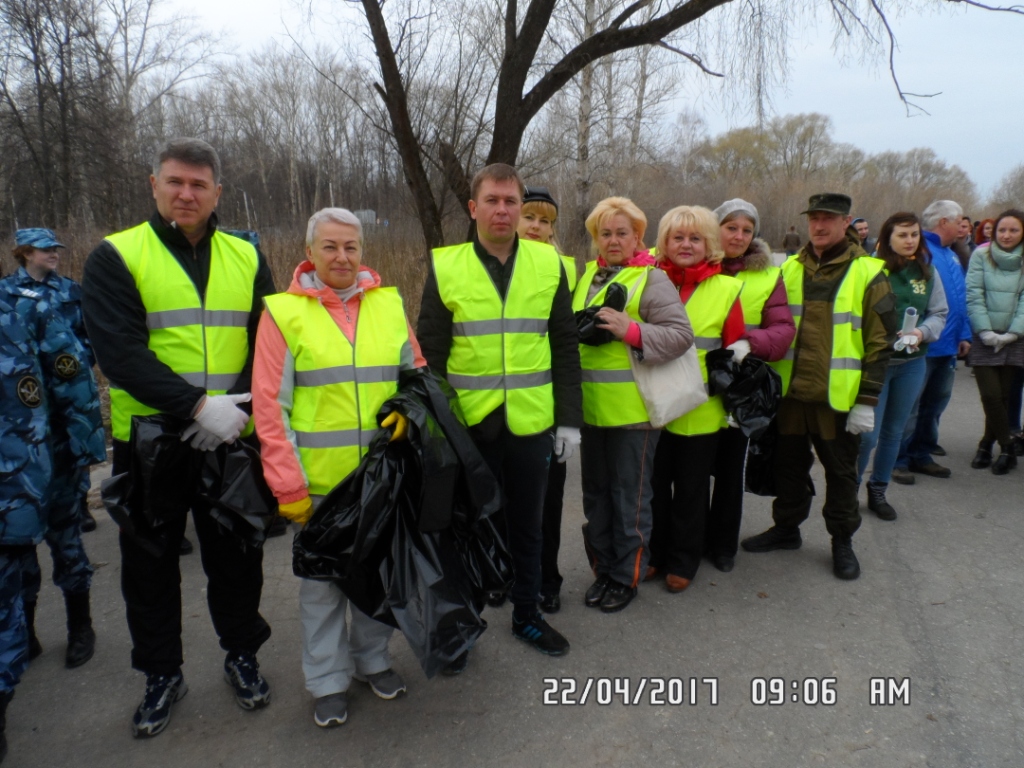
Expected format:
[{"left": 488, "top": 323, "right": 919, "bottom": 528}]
[
  {"left": 575, "top": 197, "right": 693, "bottom": 613},
  {"left": 648, "top": 206, "right": 746, "bottom": 593}
]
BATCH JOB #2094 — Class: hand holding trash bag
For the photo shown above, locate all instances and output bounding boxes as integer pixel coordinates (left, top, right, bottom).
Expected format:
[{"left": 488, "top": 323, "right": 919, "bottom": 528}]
[
  {"left": 183, "top": 393, "right": 251, "bottom": 445},
  {"left": 381, "top": 411, "right": 408, "bottom": 441},
  {"left": 576, "top": 282, "right": 627, "bottom": 346},
  {"left": 705, "top": 348, "right": 782, "bottom": 440},
  {"left": 279, "top": 496, "right": 313, "bottom": 525}
]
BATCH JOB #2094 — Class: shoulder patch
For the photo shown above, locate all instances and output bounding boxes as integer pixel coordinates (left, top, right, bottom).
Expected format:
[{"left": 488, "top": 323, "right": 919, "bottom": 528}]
[
  {"left": 17, "top": 375, "right": 43, "bottom": 407},
  {"left": 54, "top": 353, "right": 80, "bottom": 380}
]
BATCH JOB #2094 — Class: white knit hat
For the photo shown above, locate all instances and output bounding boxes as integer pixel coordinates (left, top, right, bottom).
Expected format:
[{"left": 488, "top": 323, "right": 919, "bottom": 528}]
[{"left": 713, "top": 198, "right": 760, "bottom": 235}]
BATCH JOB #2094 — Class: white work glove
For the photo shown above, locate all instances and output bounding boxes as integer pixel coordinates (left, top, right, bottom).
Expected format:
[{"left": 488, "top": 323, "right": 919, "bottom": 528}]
[
  {"left": 993, "top": 333, "right": 1018, "bottom": 353},
  {"left": 183, "top": 393, "right": 252, "bottom": 445},
  {"left": 726, "top": 339, "right": 751, "bottom": 363},
  {"left": 553, "top": 426, "right": 581, "bottom": 464},
  {"left": 181, "top": 424, "right": 224, "bottom": 451},
  {"left": 845, "top": 404, "right": 875, "bottom": 435},
  {"left": 979, "top": 330, "right": 1000, "bottom": 347},
  {"left": 726, "top": 414, "right": 740, "bottom": 429}
]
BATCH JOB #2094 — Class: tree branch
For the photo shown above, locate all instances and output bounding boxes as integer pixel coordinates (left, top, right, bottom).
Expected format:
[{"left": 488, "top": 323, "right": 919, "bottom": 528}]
[
  {"left": 656, "top": 41, "right": 724, "bottom": 77},
  {"left": 869, "top": 0, "right": 939, "bottom": 116}
]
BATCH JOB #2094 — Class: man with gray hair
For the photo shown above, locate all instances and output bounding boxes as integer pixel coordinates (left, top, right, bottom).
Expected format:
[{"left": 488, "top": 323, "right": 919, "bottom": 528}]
[
  {"left": 82, "top": 137, "right": 278, "bottom": 737},
  {"left": 892, "top": 200, "right": 972, "bottom": 483}
]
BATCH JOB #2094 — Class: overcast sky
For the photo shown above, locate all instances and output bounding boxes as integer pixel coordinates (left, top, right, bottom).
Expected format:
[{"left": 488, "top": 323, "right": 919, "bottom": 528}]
[{"left": 196, "top": 1, "right": 1022, "bottom": 203}]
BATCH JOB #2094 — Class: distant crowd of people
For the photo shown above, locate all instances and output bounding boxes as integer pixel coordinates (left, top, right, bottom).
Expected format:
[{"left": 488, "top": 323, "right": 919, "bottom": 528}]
[{"left": 2, "top": 136, "right": 1023, "bottom": 759}]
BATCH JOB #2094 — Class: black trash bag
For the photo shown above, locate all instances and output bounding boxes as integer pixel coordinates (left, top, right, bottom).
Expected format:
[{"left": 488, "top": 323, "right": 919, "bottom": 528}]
[
  {"left": 576, "top": 281, "right": 627, "bottom": 346},
  {"left": 293, "top": 370, "right": 512, "bottom": 678},
  {"left": 744, "top": 419, "right": 777, "bottom": 497},
  {"left": 705, "top": 350, "right": 783, "bottom": 440},
  {"left": 101, "top": 414, "right": 278, "bottom": 556}
]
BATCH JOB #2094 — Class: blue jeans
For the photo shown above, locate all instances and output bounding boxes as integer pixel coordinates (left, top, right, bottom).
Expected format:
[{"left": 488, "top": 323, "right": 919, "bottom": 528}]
[
  {"left": 897, "top": 355, "right": 956, "bottom": 468},
  {"left": 859, "top": 358, "right": 927, "bottom": 484}
]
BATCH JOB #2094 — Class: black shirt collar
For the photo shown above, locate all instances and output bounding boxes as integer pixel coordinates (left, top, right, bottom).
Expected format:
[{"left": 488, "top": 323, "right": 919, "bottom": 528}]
[{"left": 149, "top": 210, "right": 219, "bottom": 250}]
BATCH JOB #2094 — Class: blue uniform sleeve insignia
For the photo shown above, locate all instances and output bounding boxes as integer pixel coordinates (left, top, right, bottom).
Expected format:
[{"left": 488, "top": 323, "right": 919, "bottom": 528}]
[
  {"left": 54, "top": 353, "right": 80, "bottom": 380},
  {"left": 17, "top": 375, "right": 43, "bottom": 407}
]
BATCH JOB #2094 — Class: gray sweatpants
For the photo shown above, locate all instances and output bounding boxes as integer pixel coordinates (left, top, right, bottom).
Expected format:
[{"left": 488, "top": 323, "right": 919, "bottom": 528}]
[{"left": 300, "top": 578, "right": 394, "bottom": 698}]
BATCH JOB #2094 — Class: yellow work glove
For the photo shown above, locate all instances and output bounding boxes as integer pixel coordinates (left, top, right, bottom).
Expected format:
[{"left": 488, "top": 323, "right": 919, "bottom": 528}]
[
  {"left": 278, "top": 496, "right": 313, "bottom": 525},
  {"left": 381, "top": 411, "right": 409, "bottom": 442}
]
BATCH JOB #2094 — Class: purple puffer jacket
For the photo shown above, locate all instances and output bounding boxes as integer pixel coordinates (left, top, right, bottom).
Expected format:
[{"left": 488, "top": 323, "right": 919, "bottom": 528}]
[{"left": 720, "top": 238, "right": 795, "bottom": 362}]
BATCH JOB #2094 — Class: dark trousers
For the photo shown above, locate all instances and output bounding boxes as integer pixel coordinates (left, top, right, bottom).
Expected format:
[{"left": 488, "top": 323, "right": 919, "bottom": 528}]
[
  {"left": 706, "top": 427, "right": 748, "bottom": 560},
  {"left": 580, "top": 427, "right": 659, "bottom": 588},
  {"left": 974, "top": 365, "right": 1018, "bottom": 449},
  {"left": 113, "top": 440, "right": 270, "bottom": 676},
  {"left": 472, "top": 425, "right": 552, "bottom": 611},
  {"left": 540, "top": 459, "right": 566, "bottom": 597},
  {"left": 651, "top": 431, "right": 719, "bottom": 580},
  {"left": 772, "top": 412, "right": 861, "bottom": 540},
  {"left": 0, "top": 548, "right": 33, "bottom": 693},
  {"left": 1009, "top": 368, "right": 1024, "bottom": 433},
  {"left": 23, "top": 466, "right": 92, "bottom": 604}
]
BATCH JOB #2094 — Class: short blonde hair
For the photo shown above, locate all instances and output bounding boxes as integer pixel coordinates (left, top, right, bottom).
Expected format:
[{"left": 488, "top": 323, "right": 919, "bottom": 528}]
[
  {"left": 657, "top": 205, "right": 725, "bottom": 265},
  {"left": 521, "top": 200, "right": 561, "bottom": 251},
  {"left": 585, "top": 197, "right": 647, "bottom": 253}
]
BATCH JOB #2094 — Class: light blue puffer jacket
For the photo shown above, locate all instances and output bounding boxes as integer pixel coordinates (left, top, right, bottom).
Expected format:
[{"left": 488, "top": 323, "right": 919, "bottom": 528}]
[{"left": 966, "top": 243, "right": 1024, "bottom": 335}]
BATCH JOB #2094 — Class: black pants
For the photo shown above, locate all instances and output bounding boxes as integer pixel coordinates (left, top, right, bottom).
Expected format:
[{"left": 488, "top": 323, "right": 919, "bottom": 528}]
[
  {"left": 471, "top": 423, "right": 552, "bottom": 611},
  {"left": 706, "top": 426, "right": 748, "bottom": 560},
  {"left": 974, "top": 365, "right": 1017, "bottom": 449},
  {"left": 771, "top": 415, "right": 861, "bottom": 540},
  {"left": 540, "top": 459, "right": 566, "bottom": 598},
  {"left": 113, "top": 440, "right": 271, "bottom": 676},
  {"left": 650, "top": 431, "right": 720, "bottom": 580}
]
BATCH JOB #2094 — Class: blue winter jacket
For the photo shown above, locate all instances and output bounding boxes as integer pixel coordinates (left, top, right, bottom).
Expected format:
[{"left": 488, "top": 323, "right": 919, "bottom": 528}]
[
  {"left": 923, "top": 231, "right": 972, "bottom": 357},
  {"left": 0, "top": 285, "right": 106, "bottom": 546}
]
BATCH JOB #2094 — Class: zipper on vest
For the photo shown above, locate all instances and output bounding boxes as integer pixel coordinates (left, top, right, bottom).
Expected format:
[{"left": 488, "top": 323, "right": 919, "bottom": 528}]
[
  {"left": 501, "top": 250, "right": 518, "bottom": 431},
  {"left": 351, "top": 306, "right": 362, "bottom": 452},
  {"left": 197, "top": 244, "right": 209, "bottom": 389}
]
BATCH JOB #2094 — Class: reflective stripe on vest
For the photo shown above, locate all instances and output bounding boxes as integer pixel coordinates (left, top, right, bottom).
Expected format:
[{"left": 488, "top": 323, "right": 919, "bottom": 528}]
[
  {"left": 432, "top": 240, "right": 559, "bottom": 435},
  {"left": 735, "top": 266, "right": 781, "bottom": 332},
  {"left": 572, "top": 263, "right": 651, "bottom": 427},
  {"left": 561, "top": 254, "right": 578, "bottom": 292},
  {"left": 665, "top": 274, "right": 744, "bottom": 436},
  {"left": 771, "top": 253, "right": 885, "bottom": 410},
  {"left": 105, "top": 223, "right": 257, "bottom": 441},
  {"left": 263, "top": 287, "right": 408, "bottom": 495}
]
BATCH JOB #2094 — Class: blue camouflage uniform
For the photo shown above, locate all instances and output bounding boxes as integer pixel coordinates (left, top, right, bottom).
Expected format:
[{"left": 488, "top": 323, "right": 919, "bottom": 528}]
[
  {"left": 0, "top": 286, "right": 105, "bottom": 694},
  {"left": 0, "top": 268, "right": 100, "bottom": 604}
]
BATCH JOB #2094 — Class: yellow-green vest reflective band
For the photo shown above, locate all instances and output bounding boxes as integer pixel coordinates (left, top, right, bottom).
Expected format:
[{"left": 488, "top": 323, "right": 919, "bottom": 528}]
[
  {"left": 572, "top": 263, "right": 651, "bottom": 427},
  {"left": 735, "top": 266, "right": 780, "bottom": 331},
  {"left": 560, "top": 254, "right": 578, "bottom": 292},
  {"left": 105, "top": 223, "right": 257, "bottom": 441},
  {"left": 665, "top": 274, "right": 743, "bottom": 436},
  {"left": 773, "top": 254, "right": 885, "bottom": 410},
  {"left": 432, "top": 240, "right": 559, "bottom": 435},
  {"left": 263, "top": 288, "right": 408, "bottom": 495}
]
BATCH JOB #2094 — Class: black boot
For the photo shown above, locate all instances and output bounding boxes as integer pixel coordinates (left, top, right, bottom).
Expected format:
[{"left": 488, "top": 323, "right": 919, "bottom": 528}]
[
  {"left": 992, "top": 451, "right": 1017, "bottom": 475},
  {"left": 831, "top": 536, "right": 861, "bottom": 580},
  {"left": 741, "top": 526, "right": 802, "bottom": 553},
  {"left": 0, "top": 688, "right": 12, "bottom": 764},
  {"left": 80, "top": 508, "right": 97, "bottom": 533},
  {"left": 866, "top": 481, "right": 897, "bottom": 521},
  {"left": 1010, "top": 434, "right": 1024, "bottom": 457},
  {"left": 23, "top": 602, "right": 42, "bottom": 661},
  {"left": 971, "top": 441, "right": 994, "bottom": 469},
  {"left": 64, "top": 592, "right": 95, "bottom": 669}
]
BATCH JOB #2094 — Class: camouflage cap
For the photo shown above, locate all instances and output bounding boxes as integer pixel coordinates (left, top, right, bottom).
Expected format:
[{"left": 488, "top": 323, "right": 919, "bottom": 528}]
[
  {"left": 15, "top": 228, "right": 65, "bottom": 249},
  {"left": 801, "top": 193, "right": 852, "bottom": 216},
  {"left": 523, "top": 186, "right": 558, "bottom": 213}
]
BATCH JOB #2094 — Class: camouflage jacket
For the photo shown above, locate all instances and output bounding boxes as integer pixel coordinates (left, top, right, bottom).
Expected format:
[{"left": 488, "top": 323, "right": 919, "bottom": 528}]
[
  {"left": 0, "top": 267, "right": 93, "bottom": 367},
  {"left": 0, "top": 286, "right": 105, "bottom": 546}
]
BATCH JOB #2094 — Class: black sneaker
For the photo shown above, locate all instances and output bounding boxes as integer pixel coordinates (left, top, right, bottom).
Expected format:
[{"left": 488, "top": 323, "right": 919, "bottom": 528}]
[
  {"left": 741, "top": 526, "right": 802, "bottom": 553},
  {"left": 132, "top": 672, "right": 187, "bottom": 738},
  {"left": 224, "top": 652, "right": 270, "bottom": 710},
  {"left": 441, "top": 650, "right": 469, "bottom": 677},
  {"left": 512, "top": 614, "right": 569, "bottom": 656}
]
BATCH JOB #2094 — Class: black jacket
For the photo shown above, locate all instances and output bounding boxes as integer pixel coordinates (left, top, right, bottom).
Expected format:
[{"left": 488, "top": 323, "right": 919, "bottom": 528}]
[
  {"left": 418, "top": 234, "right": 583, "bottom": 429},
  {"left": 81, "top": 211, "right": 277, "bottom": 423}
]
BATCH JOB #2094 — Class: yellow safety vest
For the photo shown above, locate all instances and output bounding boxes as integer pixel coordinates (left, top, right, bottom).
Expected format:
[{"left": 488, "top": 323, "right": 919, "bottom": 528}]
[
  {"left": 572, "top": 263, "right": 651, "bottom": 427},
  {"left": 560, "top": 255, "right": 578, "bottom": 292},
  {"left": 262, "top": 287, "right": 408, "bottom": 495},
  {"left": 773, "top": 254, "right": 886, "bottom": 410},
  {"left": 735, "top": 266, "right": 781, "bottom": 331},
  {"left": 105, "top": 223, "right": 257, "bottom": 441},
  {"left": 432, "top": 240, "right": 559, "bottom": 435},
  {"left": 665, "top": 274, "right": 744, "bottom": 436}
]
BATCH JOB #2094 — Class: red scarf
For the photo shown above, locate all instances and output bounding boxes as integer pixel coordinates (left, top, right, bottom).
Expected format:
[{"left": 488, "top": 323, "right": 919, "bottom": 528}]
[
  {"left": 597, "top": 249, "right": 658, "bottom": 268},
  {"left": 658, "top": 258, "right": 721, "bottom": 288}
]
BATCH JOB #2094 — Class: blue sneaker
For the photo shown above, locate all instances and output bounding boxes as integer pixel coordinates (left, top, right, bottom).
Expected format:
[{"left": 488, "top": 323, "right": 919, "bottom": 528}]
[
  {"left": 224, "top": 652, "right": 270, "bottom": 710},
  {"left": 512, "top": 614, "right": 570, "bottom": 656},
  {"left": 132, "top": 672, "right": 187, "bottom": 738}
]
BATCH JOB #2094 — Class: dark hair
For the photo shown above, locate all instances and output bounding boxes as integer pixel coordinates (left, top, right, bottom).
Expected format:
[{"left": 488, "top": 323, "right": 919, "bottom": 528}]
[
  {"left": 992, "top": 209, "right": 1024, "bottom": 252},
  {"left": 470, "top": 163, "right": 524, "bottom": 202},
  {"left": 11, "top": 244, "right": 33, "bottom": 267},
  {"left": 877, "top": 212, "right": 931, "bottom": 280},
  {"left": 153, "top": 138, "right": 222, "bottom": 184}
]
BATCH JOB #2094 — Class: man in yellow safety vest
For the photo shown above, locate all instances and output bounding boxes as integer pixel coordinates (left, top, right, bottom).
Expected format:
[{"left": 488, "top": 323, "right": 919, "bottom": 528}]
[
  {"left": 81, "top": 138, "right": 277, "bottom": 737},
  {"left": 417, "top": 164, "right": 582, "bottom": 671},
  {"left": 741, "top": 193, "right": 896, "bottom": 580}
]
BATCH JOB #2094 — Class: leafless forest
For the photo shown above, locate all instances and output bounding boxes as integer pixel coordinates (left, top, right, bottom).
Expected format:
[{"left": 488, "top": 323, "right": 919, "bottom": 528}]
[{"left": 3, "top": 0, "right": 1023, "bottom": 303}]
